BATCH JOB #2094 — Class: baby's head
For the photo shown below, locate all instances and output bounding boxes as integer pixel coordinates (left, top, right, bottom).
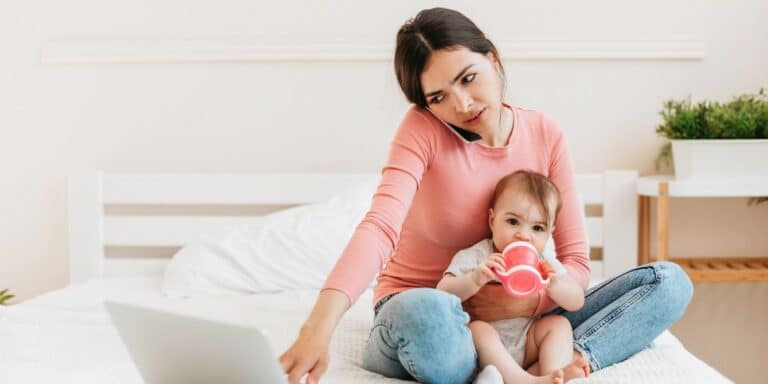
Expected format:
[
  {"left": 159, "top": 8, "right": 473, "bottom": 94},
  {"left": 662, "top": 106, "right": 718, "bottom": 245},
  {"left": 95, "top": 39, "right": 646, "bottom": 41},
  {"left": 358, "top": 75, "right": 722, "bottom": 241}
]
[{"left": 489, "top": 170, "right": 562, "bottom": 254}]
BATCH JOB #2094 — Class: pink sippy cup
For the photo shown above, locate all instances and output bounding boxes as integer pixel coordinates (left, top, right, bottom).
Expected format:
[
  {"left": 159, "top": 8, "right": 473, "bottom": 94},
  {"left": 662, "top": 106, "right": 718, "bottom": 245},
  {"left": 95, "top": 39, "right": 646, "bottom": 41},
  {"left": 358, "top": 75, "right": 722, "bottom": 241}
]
[{"left": 494, "top": 241, "right": 550, "bottom": 297}]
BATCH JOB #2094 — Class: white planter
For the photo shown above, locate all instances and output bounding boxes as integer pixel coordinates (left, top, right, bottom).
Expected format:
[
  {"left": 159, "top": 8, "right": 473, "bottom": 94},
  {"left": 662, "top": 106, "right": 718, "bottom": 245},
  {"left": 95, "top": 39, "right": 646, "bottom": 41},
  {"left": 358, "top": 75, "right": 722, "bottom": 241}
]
[{"left": 671, "top": 139, "right": 768, "bottom": 180}]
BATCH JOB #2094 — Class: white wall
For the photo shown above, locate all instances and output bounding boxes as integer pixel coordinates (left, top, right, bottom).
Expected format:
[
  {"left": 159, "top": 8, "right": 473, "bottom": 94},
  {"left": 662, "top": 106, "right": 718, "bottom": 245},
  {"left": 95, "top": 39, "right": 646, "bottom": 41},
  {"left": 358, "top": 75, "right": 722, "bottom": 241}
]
[{"left": 1, "top": 1, "right": 767, "bottom": 381}]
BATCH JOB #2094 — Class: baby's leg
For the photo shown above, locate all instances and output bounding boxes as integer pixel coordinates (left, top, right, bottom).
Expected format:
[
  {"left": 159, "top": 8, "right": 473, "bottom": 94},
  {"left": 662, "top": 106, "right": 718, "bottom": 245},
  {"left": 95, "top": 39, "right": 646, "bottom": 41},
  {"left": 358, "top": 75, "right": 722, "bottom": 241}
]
[
  {"left": 469, "top": 320, "right": 563, "bottom": 384},
  {"left": 523, "top": 315, "right": 588, "bottom": 382},
  {"left": 523, "top": 315, "right": 572, "bottom": 373}
]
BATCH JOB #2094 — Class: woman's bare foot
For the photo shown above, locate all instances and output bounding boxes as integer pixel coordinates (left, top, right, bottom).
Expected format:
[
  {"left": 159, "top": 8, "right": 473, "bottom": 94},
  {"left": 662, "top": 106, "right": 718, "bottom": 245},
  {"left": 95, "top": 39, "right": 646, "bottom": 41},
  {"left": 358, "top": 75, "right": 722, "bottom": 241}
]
[{"left": 562, "top": 356, "right": 590, "bottom": 382}]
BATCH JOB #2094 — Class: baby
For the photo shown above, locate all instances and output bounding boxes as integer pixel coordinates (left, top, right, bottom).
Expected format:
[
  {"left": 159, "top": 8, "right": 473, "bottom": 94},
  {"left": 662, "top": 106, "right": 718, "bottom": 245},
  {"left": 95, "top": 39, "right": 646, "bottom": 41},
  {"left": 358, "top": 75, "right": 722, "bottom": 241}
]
[{"left": 437, "top": 170, "right": 590, "bottom": 384}]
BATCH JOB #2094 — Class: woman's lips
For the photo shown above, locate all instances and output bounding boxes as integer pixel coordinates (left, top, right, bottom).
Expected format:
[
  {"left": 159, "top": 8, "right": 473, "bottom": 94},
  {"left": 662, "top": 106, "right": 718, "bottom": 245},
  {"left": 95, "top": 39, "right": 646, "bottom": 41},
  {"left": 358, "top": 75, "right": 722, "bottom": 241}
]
[{"left": 465, "top": 108, "right": 485, "bottom": 124}]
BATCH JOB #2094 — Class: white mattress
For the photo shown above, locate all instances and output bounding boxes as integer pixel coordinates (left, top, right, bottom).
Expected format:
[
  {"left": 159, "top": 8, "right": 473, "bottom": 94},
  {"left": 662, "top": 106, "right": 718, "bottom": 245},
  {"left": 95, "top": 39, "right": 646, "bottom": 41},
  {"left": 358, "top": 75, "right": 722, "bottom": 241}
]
[{"left": 0, "top": 276, "right": 731, "bottom": 384}]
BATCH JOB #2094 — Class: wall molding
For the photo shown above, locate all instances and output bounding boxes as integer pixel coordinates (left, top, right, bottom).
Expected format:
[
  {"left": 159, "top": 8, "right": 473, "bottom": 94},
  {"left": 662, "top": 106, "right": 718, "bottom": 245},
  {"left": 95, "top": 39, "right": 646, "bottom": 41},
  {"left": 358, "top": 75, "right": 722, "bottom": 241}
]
[{"left": 41, "top": 38, "right": 706, "bottom": 64}]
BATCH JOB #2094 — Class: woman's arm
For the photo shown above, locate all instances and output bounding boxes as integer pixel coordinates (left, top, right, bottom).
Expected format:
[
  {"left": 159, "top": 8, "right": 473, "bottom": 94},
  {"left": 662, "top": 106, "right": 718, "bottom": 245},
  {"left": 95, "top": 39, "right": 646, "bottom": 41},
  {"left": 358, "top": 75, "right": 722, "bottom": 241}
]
[
  {"left": 281, "top": 108, "right": 437, "bottom": 384},
  {"left": 535, "top": 115, "right": 590, "bottom": 315},
  {"left": 279, "top": 289, "right": 350, "bottom": 384},
  {"left": 322, "top": 108, "right": 437, "bottom": 305}
]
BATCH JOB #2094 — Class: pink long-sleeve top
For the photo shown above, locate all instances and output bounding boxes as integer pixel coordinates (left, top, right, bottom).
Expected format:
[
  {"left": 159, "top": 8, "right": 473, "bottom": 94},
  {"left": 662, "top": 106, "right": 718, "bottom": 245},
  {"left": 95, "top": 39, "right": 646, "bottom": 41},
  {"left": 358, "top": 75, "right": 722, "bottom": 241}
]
[{"left": 322, "top": 105, "right": 589, "bottom": 315}]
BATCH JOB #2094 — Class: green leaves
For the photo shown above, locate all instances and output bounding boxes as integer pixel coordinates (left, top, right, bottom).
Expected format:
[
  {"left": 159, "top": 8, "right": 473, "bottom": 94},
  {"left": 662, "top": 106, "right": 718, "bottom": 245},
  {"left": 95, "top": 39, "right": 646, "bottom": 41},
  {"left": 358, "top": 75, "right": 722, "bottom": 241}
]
[
  {"left": 0, "top": 288, "right": 15, "bottom": 305},
  {"left": 657, "top": 89, "right": 768, "bottom": 140}
]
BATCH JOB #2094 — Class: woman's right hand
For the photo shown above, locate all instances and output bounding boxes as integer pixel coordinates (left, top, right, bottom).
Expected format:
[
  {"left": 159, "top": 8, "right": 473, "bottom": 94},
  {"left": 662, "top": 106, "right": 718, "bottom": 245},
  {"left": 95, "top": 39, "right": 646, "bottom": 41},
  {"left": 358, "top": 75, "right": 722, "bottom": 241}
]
[
  {"left": 279, "top": 324, "right": 332, "bottom": 384},
  {"left": 279, "top": 289, "right": 350, "bottom": 384}
]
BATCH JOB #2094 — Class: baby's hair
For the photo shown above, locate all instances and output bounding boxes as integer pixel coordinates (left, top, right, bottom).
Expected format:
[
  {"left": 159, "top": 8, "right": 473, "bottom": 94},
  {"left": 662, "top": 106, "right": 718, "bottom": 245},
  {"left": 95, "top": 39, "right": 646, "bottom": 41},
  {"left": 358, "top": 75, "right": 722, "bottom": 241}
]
[{"left": 492, "top": 170, "right": 562, "bottom": 226}]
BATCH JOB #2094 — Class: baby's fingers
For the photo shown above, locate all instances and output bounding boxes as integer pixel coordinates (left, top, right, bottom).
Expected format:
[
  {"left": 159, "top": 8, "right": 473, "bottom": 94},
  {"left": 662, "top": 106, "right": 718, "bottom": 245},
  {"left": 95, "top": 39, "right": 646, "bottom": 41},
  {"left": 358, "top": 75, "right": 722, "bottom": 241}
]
[
  {"left": 489, "top": 253, "right": 505, "bottom": 262},
  {"left": 477, "top": 264, "right": 495, "bottom": 277},
  {"left": 488, "top": 254, "right": 506, "bottom": 271}
]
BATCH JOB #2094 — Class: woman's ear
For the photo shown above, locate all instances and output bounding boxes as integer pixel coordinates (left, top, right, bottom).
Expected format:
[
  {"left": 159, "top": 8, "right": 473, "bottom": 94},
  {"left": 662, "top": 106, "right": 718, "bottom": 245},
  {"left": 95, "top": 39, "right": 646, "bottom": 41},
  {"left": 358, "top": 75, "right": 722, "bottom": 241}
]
[{"left": 486, "top": 52, "right": 502, "bottom": 72}]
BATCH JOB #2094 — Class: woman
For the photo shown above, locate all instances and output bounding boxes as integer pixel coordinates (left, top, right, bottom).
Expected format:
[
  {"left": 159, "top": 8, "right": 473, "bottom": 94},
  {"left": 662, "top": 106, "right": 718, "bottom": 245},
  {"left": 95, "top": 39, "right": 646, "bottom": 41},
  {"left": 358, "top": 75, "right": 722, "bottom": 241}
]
[{"left": 279, "top": 7, "right": 693, "bottom": 384}]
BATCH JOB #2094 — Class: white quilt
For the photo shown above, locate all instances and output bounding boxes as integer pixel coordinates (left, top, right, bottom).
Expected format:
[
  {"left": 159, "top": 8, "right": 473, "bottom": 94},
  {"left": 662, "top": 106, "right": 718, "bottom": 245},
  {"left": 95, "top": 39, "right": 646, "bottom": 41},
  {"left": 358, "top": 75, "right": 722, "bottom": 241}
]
[{"left": 0, "top": 276, "right": 731, "bottom": 384}]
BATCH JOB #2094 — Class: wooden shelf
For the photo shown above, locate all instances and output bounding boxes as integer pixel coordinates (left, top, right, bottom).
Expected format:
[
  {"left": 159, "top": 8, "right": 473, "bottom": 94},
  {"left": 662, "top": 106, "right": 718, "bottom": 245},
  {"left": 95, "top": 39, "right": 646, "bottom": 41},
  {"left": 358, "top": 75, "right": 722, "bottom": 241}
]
[
  {"left": 638, "top": 176, "right": 768, "bottom": 283},
  {"left": 670, "top": 257, "right": 768, "bottom": 283}
]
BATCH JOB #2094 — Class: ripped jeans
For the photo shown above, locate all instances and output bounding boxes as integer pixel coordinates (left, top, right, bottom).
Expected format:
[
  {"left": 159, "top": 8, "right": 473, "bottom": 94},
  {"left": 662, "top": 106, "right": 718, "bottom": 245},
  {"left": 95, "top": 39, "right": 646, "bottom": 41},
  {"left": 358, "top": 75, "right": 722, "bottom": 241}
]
[{"left": 361, "top": 261, "right": 694, "bottom": 384}]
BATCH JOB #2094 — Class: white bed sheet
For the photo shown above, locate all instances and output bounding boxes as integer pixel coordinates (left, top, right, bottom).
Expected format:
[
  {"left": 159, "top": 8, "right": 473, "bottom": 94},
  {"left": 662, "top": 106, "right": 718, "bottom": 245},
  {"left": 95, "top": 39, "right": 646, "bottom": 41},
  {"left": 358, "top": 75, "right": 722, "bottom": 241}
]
[{"left": 0, "top": 276, "right": 731, "bottom": 384}]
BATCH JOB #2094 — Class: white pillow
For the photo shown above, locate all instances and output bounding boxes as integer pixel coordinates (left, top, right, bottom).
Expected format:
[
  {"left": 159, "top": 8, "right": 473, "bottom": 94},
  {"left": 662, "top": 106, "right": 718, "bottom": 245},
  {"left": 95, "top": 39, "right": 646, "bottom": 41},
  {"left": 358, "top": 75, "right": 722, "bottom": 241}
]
[
  {"left": 162, "top": 181, "right": 588, "bottom": 298},
  {"left": 162, "top": 178, "right": 377, "bottom": 298}
]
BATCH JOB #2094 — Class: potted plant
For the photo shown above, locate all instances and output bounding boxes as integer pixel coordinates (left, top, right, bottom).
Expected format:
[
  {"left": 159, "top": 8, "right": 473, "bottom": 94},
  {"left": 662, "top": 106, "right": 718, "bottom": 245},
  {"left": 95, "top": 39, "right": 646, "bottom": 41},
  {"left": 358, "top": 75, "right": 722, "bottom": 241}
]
[
  {"left": 655, "top": 89, "right": 768, "bottom": 181},
  {"left": 0, "top": 288, "right": 14, "bottom": 305}
]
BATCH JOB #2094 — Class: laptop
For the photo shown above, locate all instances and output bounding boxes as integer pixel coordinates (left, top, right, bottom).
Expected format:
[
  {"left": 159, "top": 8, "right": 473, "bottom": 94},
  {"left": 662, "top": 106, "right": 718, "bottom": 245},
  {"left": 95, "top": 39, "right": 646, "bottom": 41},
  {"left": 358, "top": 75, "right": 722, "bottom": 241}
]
[{"left": 105, "top": 300, "right": 286, "bottom": 384}]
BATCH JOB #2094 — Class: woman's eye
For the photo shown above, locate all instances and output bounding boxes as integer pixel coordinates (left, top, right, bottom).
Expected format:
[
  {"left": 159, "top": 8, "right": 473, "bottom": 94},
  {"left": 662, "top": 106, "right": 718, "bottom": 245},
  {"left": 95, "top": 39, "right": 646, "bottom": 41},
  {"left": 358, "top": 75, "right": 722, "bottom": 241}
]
[
  {"left": 462, "top": 73, "right": 476, "bottom": 83},
  {"left": 429, "top": 94, "right": 444, "bottom": 104},
  {"left": 506, "top": 218, "right": 519, "bottom": 226}
]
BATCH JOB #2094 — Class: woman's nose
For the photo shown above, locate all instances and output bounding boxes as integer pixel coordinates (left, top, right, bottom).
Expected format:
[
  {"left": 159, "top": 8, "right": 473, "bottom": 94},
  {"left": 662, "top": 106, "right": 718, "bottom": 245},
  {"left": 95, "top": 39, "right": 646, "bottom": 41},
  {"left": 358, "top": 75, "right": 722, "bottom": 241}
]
[{"left": 453, "top": 90, "right": 472, "bottom": 113}]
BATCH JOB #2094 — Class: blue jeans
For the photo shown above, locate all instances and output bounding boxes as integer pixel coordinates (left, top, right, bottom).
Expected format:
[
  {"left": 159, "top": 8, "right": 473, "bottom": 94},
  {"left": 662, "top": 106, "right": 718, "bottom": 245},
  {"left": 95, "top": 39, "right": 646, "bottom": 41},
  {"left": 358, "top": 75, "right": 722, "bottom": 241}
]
[{"left": 361, "top": 261, "right": 693, "bottom": 384}]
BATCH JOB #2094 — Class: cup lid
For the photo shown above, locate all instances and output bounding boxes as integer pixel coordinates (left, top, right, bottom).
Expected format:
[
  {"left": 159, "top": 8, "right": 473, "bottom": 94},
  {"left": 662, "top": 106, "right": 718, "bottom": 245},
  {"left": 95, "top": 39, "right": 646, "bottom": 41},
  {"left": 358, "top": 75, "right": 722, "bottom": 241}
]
[{"left": 501, "top": 241, "right": 538, "bottom": 255}]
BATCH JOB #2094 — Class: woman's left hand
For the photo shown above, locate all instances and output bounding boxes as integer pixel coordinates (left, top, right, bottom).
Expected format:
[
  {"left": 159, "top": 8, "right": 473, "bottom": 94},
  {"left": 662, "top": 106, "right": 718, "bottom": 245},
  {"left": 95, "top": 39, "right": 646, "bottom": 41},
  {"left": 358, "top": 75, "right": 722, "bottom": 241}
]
[{"left": 462, "top": 283, "right": 538, "bottom": 321}]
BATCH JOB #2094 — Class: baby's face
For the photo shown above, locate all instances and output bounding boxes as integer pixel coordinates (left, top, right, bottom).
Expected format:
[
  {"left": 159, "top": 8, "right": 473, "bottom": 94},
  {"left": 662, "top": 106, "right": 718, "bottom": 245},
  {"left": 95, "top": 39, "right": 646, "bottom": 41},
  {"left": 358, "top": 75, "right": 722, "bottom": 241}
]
[{"left": 488, "top": 189, "right": 554, "bottom": 255}]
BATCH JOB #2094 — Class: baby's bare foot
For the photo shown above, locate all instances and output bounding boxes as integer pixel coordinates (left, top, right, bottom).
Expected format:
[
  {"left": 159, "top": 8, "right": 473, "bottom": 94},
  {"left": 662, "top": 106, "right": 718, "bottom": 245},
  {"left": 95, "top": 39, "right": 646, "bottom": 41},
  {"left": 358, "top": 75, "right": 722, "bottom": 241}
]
[
  {"left": 562, "top": 356, "right": 590, "bottom": 382},
  {"left": 529, "top": 369, "right": 564, "bottom": 384},
  {"left": 549, "top": 369, "right": 564, "bottom": 384}
]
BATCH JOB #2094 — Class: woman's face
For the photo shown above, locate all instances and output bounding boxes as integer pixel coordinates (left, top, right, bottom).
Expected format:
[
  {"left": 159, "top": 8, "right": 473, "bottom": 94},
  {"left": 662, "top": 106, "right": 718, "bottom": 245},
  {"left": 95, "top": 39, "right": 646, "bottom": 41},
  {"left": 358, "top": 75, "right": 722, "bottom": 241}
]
[{"left": 420, "top": 46, "right": 504, "bottom": 136}]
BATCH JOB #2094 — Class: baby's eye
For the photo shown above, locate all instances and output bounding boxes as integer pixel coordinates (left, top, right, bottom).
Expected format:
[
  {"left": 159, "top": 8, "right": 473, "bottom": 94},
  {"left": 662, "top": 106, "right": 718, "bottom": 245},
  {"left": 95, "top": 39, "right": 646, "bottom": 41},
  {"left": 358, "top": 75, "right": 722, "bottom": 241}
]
[
  {"left": 462, "top": 73, "right": 476, "bottom": 83},
  {"left": 429, "top": 94, "right": 444, "bottom": 104},
  {"left": 506, "top": 218, "right": 519, "bottom": 226},
  {"left": 533, "top": 225, "right": 546, "bottom": 232}
]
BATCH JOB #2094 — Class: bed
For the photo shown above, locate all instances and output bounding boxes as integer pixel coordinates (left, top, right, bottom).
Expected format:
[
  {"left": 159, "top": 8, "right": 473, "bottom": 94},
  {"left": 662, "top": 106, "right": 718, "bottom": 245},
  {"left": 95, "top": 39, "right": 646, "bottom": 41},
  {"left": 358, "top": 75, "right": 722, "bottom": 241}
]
[{"left": 0, "top": 171, "right": 732, "bottom": 383}]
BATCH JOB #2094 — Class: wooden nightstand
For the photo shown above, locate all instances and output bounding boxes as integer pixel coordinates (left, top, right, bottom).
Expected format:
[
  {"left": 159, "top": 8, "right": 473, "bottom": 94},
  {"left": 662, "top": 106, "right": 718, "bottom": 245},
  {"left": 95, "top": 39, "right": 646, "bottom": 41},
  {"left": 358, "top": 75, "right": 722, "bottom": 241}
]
[{"left": 638, "top": 175, "right": 768, "bottom": 282}]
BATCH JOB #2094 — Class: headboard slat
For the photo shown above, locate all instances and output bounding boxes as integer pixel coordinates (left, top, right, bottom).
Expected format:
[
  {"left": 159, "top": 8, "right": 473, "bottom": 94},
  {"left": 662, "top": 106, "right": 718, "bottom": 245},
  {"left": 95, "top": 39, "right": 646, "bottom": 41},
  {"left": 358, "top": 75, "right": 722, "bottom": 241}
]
[
  {"left": 585, "top": 217, "right": 603, "bottom": 247},
  {"left": 104, "top": 216, "right": 263, "bottom": 247},
  {"left": 69, "top": 171, "right": 638, "bottom": 284},
  {"left": 574, "top": 173, "right": 604, "bottom": 204},
  {"left": 102, "top": 173, "right": 378, "bottom": 205}
]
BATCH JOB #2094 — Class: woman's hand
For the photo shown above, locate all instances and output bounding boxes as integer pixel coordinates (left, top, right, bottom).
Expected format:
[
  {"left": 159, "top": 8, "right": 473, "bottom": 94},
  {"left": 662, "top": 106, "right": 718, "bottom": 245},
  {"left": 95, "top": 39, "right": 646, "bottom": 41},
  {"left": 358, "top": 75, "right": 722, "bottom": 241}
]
[
  {"left": 279, "top": 324, "right": 332, "bottom": 384},
  {"left": 462, "top": 283, "right": 539, "bottom": 321},
  {"left": 279, "top": 289, "right": 350, "bottom": 384}
]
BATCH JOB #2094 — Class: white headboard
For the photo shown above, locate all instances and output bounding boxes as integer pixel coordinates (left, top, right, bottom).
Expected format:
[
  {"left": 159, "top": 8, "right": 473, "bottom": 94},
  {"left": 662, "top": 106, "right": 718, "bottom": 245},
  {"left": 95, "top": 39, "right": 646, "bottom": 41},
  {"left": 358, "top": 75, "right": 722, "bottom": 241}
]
[{"left": 67, "top": 171, "right": 638, "bottom": 284}]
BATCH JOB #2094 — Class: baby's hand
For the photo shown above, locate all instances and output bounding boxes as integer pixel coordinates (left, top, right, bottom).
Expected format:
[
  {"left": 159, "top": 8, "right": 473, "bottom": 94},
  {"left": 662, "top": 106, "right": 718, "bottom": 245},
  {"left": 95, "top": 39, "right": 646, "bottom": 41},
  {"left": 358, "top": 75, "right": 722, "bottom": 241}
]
[
  {"left": 541, "top": 259, "right": 568, "bottom": 283},
  {"left": 540, "top": 259, "right": 559, "bottom": 280},
  {"left": 472, "top": 253, "right": 506, "bottom": 287}
]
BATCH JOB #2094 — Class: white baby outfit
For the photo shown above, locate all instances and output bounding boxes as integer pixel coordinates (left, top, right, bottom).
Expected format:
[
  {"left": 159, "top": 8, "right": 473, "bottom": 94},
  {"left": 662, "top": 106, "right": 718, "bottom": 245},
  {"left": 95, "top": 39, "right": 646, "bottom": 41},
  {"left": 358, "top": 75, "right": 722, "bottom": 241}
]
[{"left": 444, "top": 238, "right": 535, "bottom": 366}]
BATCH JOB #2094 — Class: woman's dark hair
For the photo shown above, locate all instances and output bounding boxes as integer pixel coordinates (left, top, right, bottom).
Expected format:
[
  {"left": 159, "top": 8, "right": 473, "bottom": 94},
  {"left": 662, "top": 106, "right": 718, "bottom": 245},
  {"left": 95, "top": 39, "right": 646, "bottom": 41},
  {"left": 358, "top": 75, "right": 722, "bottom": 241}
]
[{"left": 394, "top": 7, "right": 504, "bottom": 107}]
